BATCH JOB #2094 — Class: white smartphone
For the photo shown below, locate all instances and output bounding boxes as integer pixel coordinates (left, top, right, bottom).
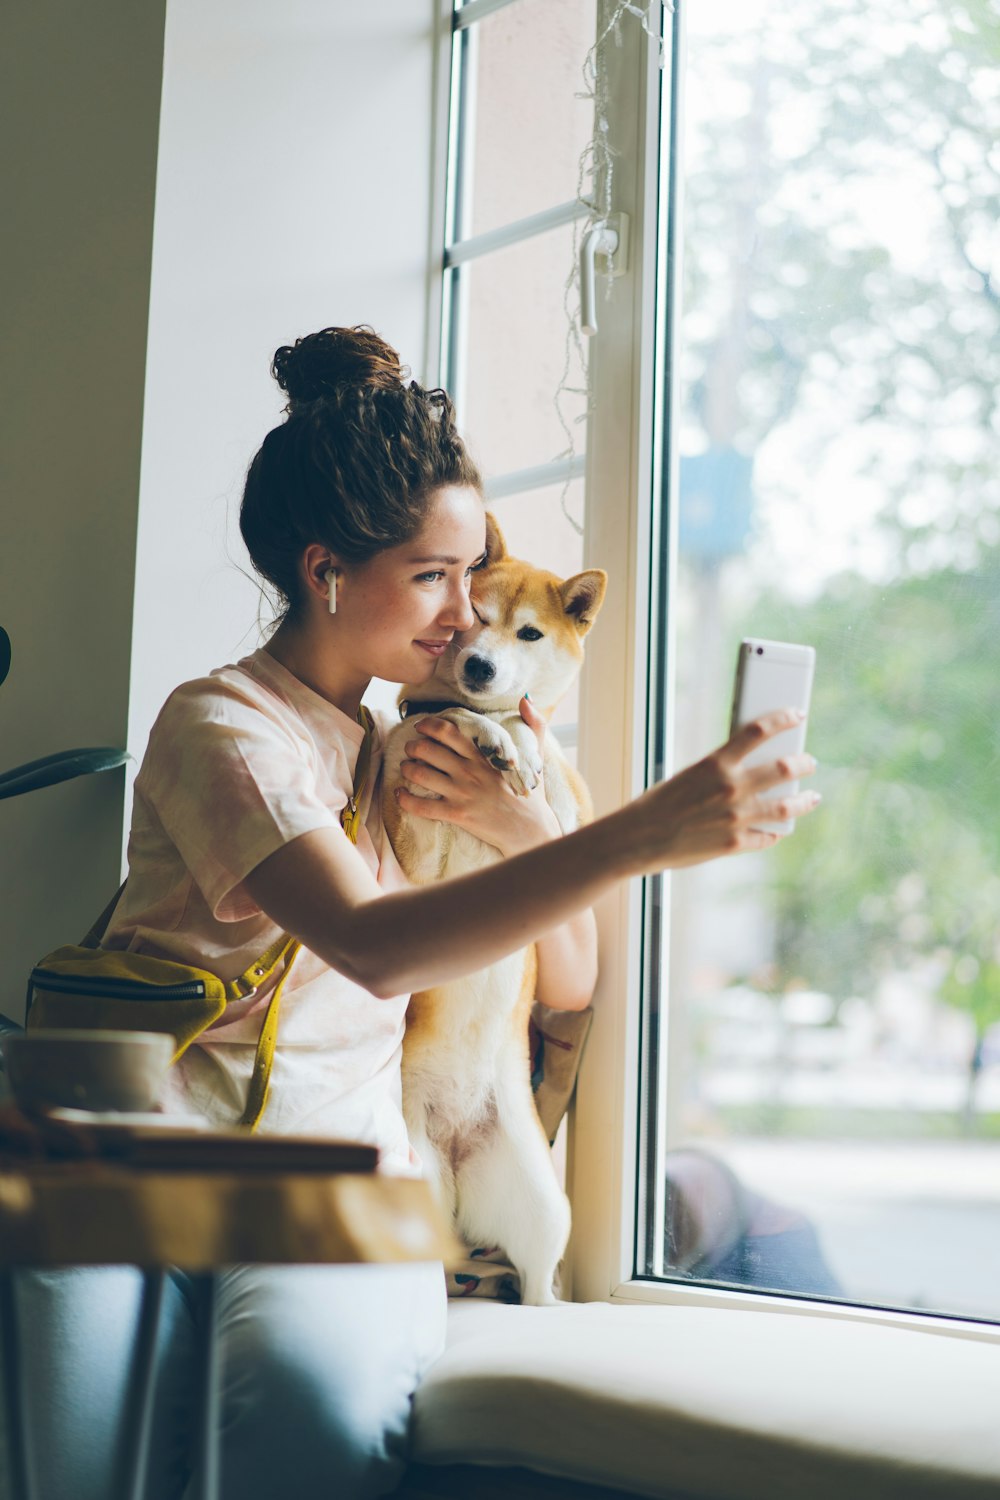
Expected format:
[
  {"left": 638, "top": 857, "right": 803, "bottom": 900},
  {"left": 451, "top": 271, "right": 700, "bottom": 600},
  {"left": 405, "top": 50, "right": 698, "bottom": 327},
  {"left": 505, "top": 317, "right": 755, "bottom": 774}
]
[{"left": 729, "top": 638, "right": 816, "bottom": 835}]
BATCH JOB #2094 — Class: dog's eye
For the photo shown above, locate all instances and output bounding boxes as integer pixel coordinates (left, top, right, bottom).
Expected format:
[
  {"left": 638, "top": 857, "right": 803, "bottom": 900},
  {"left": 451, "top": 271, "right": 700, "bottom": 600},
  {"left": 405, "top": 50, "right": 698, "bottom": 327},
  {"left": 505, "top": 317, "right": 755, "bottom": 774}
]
[{"left": 517, "top": 626, "right": 544, "bottom": 642}]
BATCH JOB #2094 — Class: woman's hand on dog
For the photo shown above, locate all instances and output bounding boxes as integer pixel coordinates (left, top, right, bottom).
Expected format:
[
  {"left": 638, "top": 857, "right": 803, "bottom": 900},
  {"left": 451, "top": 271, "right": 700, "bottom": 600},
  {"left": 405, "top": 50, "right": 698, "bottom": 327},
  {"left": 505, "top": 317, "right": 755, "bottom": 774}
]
[
  {"left": 622, "top": 708, "right": 821, "bottom": 873},
  {"left": 395, "top": 704, "right": 818, "bottom": 874},
  {"left": 395, "top": 699, "right": 561, "bottom": 857}
]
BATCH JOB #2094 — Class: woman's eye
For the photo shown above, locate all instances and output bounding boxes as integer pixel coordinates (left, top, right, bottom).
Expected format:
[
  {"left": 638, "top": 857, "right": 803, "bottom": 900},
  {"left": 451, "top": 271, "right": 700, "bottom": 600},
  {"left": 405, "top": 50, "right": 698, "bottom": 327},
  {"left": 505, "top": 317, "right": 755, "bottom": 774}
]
[
  {"left": 416, "top": 571, "right": 445, "bottom": 584},
  {"left": 517, "top": 626, "right": 544, "bottom": 642}
]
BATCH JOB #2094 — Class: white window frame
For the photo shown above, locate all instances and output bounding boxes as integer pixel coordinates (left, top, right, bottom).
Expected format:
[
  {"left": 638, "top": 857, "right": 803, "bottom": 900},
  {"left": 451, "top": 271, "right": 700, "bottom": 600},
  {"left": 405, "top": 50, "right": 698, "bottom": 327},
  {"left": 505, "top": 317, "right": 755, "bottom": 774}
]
[
  {"left": 564, "top": 0, "right": 671, "bottom": 1310},
  {"left": 428, "top": 0, "right": 1000, "bottom": 1349}
]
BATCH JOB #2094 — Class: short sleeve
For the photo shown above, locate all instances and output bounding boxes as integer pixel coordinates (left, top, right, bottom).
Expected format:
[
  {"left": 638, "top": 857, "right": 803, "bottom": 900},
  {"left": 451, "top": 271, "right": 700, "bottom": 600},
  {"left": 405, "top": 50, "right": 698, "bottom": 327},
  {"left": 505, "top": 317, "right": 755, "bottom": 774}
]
[{"left": 136, "top": 677, "right": 344, "bottom": 921}]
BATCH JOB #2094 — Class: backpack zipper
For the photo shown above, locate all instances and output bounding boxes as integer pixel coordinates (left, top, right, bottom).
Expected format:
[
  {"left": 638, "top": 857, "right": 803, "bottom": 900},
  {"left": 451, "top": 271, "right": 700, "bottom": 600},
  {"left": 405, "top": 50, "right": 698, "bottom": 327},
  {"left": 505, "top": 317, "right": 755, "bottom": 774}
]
[{"left": 29, "top": 969, "right": 207, "bottom": 1000}]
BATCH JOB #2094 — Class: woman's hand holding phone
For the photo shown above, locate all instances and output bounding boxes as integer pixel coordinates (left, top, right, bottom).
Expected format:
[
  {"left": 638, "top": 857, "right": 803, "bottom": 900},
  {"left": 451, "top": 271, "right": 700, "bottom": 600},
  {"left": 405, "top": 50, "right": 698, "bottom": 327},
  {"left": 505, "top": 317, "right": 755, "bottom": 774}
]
[{"left": 619, "top": 708, "right": 820, "bottom": 876}]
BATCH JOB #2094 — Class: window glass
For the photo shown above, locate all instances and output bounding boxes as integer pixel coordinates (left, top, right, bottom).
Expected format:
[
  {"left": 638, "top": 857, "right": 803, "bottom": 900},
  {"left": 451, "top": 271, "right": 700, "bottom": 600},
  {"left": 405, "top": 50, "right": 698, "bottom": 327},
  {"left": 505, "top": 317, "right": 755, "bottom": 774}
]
[
  {"left": 460, "top": 0, "right": 597, "bottom": 239},
  {"left": 445, "top": 3, "right": 595, "bottom": 754},
  {"left": 457, "top": 220, "right": 588, "bottom": 481},
  {"left": 658, "top": 0, "right": 1000, "bottom": 1321}
]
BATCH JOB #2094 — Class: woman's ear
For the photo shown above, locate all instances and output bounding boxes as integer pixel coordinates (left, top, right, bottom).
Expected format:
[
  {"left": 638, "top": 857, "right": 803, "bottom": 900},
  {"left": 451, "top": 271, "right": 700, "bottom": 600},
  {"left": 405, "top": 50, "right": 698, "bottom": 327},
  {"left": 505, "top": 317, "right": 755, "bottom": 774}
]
[
  {"left": 484, "top": 511, "right": 508, "bottom": 564},
  {"left": 302, "top": 543, "right": 344, "bottom": 605},
  {"left": 559, "top": 570, "right": 608, "bottom": 633}
]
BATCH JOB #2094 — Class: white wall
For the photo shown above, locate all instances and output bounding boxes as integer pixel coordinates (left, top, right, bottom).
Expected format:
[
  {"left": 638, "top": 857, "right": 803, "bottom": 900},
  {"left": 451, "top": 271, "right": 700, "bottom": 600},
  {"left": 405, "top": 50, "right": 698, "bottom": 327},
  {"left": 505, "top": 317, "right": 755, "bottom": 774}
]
[
  {"left": 0, "top": 1, "right": 166, "bottom": 1018},
  {"left": 129, "top": 0, "right": 440, "bottom": 770},
  {"left": 0, "top": 0, "right": 441, "bottom": 1019}
]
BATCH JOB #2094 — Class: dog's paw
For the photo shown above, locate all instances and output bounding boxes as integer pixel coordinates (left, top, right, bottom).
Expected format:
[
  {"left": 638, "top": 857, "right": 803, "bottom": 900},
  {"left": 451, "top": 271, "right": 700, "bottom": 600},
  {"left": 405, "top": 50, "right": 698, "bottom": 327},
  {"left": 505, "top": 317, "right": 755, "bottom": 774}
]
[
  {"left": 473, "top": 736, "right": 515, "bottom": 774},
  {"left": 471, "top": 723, "right": 539, "bottom": 796}
]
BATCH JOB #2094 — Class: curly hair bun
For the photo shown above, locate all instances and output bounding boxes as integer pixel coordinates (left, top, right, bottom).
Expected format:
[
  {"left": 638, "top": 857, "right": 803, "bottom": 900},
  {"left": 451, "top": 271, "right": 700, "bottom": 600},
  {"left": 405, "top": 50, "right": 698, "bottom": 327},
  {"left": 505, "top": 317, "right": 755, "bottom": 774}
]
[{"left": 272, "top": 325, "right": 405, "bottom": 408}]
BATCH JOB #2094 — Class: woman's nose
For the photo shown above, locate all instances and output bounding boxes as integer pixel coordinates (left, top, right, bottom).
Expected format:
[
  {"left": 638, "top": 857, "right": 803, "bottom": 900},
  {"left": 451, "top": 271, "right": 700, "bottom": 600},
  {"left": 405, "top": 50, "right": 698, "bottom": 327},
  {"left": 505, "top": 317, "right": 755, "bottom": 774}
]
[{"left": 440, "top": 581, "right": 476, "bottom": 631}]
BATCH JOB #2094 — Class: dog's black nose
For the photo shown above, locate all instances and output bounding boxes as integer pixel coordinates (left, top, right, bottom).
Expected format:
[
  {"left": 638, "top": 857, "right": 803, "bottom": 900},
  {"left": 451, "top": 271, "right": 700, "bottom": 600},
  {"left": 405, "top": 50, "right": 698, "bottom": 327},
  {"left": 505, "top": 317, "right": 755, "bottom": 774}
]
[{"left": 464, "top": 655, "right": 496, "bottom": 687}]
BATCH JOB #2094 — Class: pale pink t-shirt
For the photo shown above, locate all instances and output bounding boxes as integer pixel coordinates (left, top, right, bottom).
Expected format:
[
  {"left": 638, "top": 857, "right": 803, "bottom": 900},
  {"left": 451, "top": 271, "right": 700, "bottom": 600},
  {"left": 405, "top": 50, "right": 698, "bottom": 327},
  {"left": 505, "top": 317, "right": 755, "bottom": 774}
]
[{"left": 104, "top": 649, "right": 412, "bottom": 1171}]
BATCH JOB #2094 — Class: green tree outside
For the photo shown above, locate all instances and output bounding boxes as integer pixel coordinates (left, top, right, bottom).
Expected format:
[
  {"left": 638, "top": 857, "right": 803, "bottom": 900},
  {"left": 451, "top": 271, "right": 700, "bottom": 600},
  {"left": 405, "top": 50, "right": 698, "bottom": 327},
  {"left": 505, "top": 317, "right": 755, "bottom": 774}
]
[{"left": 676, "top": 0, "right": 1000, "bottom": 1129}]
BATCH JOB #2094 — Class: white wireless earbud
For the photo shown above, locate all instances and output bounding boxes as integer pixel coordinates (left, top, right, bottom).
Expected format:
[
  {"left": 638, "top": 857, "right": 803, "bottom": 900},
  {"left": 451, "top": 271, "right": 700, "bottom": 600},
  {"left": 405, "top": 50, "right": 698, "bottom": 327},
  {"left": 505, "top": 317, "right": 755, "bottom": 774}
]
[{"left": 325, "top": 568, "right": 338, "bottom": 615}]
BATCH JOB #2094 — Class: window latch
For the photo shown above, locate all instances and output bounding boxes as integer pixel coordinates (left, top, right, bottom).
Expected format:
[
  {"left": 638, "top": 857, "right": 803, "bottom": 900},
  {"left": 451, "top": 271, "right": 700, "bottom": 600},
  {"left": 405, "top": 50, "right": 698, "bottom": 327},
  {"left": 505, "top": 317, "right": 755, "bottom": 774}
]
[{"left": 580, "top": 212, "right": 630, "bottom": 336}]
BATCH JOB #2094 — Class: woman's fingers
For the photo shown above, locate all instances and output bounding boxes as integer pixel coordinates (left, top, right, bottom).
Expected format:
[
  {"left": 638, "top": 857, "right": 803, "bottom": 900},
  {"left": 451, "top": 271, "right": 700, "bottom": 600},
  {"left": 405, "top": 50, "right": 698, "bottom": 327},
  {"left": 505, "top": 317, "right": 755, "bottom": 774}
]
[
  {"left": 633, "top": 733, "right": 823, "bottom": 875},
  {"left": 402, "top": 719, "right": 505, "bottom": 796},
  {"left": 402, "top": 735, "right": 463, "bottom": 778},
  {"left": 720, "top": 707, "right": 805, "bottom": 767},
  {"left": 399, "top": 712, "right": 509, "bottom": 812},
  {"left": 399, "top": 757, "right": 456, "bottom": 798},
  {"left": 738, "top": 827, "right": 783, "bottom": 851},
  {"left": 743, "top": 750, "right": 817, "bottom": 794},
  {"left": 710, "top": 710, "right": 819, "bottom": 827},
  {"left": 747, "top": 787, "right": 822, "bottom": 824},
  {"left": 411, "top": 715, "right": 479, "bottom": 761},
  {"left": 395, "top": 785, "right": 456, "bottom": 822}
]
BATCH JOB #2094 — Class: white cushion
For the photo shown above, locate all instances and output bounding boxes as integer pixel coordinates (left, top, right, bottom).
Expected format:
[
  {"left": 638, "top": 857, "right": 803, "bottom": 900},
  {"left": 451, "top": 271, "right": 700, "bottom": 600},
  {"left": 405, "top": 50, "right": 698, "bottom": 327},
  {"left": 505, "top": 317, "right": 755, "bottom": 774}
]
[{"left": 411, "top": 1300, "right": 1000, "bottom": 1499}]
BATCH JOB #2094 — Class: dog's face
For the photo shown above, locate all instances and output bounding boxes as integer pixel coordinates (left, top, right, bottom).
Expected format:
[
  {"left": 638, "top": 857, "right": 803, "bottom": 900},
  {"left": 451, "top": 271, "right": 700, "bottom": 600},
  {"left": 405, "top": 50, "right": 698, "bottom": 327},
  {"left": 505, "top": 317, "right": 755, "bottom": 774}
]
[{"left": 415, "top": 514, "right": 607, "bottom": 714}]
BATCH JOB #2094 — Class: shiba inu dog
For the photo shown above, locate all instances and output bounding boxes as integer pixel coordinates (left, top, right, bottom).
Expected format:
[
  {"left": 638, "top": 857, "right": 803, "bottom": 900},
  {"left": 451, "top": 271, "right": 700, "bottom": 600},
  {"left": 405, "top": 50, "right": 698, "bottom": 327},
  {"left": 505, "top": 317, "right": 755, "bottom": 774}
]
[{"left": 382, "top": 514, "right": 606, "bottom": 1305}]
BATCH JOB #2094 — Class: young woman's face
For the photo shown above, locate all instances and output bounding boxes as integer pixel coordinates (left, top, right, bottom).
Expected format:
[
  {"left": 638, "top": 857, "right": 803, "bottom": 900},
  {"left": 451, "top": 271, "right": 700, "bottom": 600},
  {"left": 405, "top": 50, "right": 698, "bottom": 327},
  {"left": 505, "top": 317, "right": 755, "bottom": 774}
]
[{"left": 342, "top": 485, "right": 486, "bottom": 685}]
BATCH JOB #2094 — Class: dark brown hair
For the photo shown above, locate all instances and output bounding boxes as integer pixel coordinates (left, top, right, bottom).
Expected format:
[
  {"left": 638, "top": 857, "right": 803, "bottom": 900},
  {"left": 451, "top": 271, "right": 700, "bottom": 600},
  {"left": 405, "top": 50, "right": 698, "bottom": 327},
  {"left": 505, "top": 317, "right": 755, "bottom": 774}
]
[{"left": 240, "top": 326, "right": 483, "bottom": 621}]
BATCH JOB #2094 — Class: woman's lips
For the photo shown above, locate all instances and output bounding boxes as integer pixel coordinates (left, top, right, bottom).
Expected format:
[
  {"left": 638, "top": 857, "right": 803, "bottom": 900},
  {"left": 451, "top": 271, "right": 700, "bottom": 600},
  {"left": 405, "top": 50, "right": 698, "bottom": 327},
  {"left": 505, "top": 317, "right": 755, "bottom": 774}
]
[{"left": 415, "top": 640, "right": 452, "bottom": 657}]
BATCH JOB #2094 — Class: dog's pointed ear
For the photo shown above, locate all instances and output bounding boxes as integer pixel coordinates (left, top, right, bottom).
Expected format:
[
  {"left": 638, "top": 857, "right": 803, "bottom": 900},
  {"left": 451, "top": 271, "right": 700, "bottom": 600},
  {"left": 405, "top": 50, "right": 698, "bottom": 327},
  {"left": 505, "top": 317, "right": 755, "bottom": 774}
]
[
  {"left": 484, "top": 511, "right": 508, "bottom": 564},
  {"left": 560, "top": 570, "right": 607, "bottom": 633}
]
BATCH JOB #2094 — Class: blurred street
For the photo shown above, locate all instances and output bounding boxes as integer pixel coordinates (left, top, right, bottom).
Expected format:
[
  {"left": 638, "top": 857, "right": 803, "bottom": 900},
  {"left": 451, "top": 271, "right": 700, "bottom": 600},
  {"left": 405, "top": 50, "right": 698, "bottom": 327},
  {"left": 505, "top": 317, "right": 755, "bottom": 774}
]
[{"left": 716, "top": 1137, "right": 1000, "bottom": 1322}]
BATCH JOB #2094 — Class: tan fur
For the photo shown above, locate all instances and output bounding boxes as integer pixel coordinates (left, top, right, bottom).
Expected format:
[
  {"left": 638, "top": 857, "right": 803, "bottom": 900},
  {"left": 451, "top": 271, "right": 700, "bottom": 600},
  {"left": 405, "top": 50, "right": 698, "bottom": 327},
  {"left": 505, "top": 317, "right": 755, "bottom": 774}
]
[{"left": 382, "top": 515, "right": 606, "bottom": 1305}]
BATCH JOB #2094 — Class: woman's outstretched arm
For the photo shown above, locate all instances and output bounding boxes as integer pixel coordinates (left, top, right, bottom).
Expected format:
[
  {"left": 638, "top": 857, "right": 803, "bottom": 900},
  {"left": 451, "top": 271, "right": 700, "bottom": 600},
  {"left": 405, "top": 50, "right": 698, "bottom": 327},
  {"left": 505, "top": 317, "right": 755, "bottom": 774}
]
[{"left": 243, "top": 710, "right": 818, "bottom": 1000}]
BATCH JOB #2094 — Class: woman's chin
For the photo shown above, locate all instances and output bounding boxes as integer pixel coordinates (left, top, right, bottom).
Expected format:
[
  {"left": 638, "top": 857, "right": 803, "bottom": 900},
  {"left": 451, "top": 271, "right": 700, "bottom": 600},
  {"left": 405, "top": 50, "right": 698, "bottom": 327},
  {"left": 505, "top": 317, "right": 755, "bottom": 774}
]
[
  {"left": 384, "top": 654, "right": 447, "bottom": 689},
  {"left": 412, "top": 649, "right": 454, "bottom": 681}
]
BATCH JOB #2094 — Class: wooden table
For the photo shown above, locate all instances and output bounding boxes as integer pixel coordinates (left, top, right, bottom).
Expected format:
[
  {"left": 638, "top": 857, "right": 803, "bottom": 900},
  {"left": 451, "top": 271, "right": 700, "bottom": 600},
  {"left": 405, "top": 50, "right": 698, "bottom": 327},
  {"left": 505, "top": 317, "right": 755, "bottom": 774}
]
[{"left": 0, "top": 1132, "right": 459, "bottom": 1500}]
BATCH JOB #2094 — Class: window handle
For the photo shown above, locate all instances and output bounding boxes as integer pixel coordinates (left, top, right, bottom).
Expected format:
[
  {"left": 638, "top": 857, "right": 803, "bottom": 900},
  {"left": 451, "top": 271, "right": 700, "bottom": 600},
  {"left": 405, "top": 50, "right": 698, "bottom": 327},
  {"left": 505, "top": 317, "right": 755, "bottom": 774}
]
[{"left": 579, "top": 213, "right": 630, "bottom": 336}]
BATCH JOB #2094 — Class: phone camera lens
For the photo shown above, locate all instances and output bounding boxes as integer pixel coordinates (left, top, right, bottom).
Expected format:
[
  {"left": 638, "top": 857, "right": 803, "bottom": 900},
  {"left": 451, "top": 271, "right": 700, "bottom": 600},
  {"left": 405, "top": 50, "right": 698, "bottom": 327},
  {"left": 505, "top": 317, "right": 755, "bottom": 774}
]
[{"left": 756, "top": 646, "right": 764, "bottom": 655}]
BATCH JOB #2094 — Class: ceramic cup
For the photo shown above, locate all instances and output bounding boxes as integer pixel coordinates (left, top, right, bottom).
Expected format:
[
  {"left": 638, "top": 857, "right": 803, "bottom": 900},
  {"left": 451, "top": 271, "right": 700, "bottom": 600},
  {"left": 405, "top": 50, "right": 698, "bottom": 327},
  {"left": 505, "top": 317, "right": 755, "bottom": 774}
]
[{"left": 1, "top": 1030, "right": 175, "bottom": 1114}]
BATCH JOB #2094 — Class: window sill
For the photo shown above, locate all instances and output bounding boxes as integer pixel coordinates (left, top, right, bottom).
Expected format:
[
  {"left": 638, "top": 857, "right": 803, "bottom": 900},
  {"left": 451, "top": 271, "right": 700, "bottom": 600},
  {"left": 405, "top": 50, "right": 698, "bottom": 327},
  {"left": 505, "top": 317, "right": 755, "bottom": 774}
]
[
  {"left": 611, "top": 1277, "right": 1000, "bottom": 1344},
  {"left": 409, "top": 1298, "right": 1000, "bottom": 1499}
]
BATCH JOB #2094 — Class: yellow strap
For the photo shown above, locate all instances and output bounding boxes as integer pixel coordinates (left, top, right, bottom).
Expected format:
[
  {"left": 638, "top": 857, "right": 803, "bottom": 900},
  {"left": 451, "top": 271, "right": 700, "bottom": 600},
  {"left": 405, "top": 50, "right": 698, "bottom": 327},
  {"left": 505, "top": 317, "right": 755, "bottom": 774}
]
[
  {"left": 238, "top": 939, "right": 301, "bottom": 1130},
  {"left": 240, "top": 705, "right": 375, "bottom": 1129},
  {"left": 229, "top": 932, "right": 298, "bottom": 1000},
  {"left": 339, "top": 706, "right": 375, "bottom": 844}
]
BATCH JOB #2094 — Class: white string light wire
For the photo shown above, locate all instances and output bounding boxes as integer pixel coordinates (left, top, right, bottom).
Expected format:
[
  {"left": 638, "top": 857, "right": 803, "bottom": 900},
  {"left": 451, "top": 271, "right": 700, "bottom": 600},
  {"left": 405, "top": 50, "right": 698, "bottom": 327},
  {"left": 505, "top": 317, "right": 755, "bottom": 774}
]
[{"left": 554, "top": 0, "right": 669, "bottom": 535}]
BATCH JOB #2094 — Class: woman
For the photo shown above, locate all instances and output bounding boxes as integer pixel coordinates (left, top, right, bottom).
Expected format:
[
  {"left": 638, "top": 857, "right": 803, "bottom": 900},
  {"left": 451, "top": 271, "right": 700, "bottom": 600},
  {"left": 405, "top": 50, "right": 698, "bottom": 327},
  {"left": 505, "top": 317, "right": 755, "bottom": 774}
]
[{"left": 20, "top": 327, "right": 817, "bottom": 1500}]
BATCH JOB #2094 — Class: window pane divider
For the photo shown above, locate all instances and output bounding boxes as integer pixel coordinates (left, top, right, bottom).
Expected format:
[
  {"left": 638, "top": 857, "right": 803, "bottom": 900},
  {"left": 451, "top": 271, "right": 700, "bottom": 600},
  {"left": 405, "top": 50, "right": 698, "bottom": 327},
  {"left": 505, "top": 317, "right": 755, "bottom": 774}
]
[
  {"left": 445, "top": 198, "right": 591, "bottom": 268},
  {"left": 453, "top": 0, "right": 522, "bottom": 33},
  {"left": 550, "top": 723, "right": 578, "bottom": 750},
  {"left": 485, "top": 453, "right": 586, "bottom": 501}
]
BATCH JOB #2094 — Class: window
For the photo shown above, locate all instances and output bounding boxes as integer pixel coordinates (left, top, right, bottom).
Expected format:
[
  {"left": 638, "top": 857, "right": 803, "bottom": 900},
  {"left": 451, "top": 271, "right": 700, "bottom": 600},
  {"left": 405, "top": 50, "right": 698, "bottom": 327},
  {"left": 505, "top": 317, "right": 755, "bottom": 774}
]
[
  {"left": 646, "top": 0, "right": 1000, "bottom": 1327},
  {"left": 439, "top": 0, "right": 598, "bottom": 759},
  {"left": 437, "top": 0, "right": 1000, "bottom": 1329},
  {"left": 436, "top": 0, "right": 668, "bottom": 1302}
]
